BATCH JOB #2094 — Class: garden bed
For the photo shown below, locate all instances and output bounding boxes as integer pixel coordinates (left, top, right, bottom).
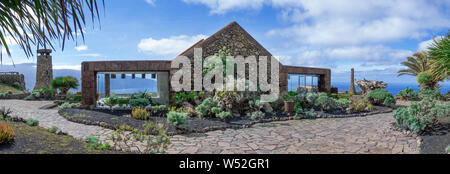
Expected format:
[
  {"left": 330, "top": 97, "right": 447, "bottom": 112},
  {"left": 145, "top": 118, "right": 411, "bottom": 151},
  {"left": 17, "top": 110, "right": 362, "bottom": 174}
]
[
  {"left": 58, "top": 106, "right": 392, "bottom": 135},
  {"left": 419, "top": 117, "right": 450, "bottom": 154},
  {"left": 0, "top": 121, "right": 122, "bottom": 154}
]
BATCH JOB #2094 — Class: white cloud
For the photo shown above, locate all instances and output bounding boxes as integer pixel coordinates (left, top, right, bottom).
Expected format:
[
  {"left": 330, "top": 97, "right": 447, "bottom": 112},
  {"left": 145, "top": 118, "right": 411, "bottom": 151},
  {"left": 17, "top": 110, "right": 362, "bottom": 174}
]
[
  {"left": 76, "top": 53, "right": 102, "bottom": 57},
  {"left": 74, "top": 45, "right": 88, "bottom": 51},
  {"left": 137, "top": 34, "right": 207, "bottom": 56},
  {"left": 418, "top": 36, "right": 443, "bottom": 51},
  {"left": 182, "top": 0, "right": 450, "bottom": 45},
  {"left": 183, "top": 0, "right": 265, "bottom": 14},
  {"left": 265, "top": 0, "right": 450, "bottom": 46},
  {"left": 289, "top": 45, "right": 413, "bottom": 68},
  {"left": 146, "top": 0, "right": 156, "bottom": 5},
  {"left": 53, "top": 65, "right": 81, "bottom": 70}
]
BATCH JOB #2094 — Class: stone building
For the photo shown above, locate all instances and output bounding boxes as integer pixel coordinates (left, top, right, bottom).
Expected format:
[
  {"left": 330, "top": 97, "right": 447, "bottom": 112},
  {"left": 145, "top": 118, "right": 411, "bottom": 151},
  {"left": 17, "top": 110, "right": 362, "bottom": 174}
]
[
  {"left": 33, "top": 49, "right": 53, "bottom": 91},
  {"left": 81, "top": 22, "right": 331, "bottom": 107}
]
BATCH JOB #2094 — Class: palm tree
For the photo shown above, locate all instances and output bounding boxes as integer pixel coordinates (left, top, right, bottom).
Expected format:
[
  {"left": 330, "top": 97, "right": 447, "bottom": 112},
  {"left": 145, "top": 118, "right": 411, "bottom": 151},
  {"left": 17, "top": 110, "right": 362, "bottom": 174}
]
[
  {"left": 0, "top": 0, "right": 104, "bottom": 64},
  {"left": 397, "top": 52, "right": 444, "bottom": 88},
  {"left": 428, "top": 32, "right": 450, "bottom": 80}
]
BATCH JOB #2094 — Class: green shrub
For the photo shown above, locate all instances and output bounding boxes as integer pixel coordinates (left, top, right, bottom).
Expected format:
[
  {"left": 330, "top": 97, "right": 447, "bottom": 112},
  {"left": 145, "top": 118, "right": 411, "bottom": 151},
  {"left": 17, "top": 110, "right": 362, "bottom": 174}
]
[
  {"left": 26, "top": 118, "right": 39, "bottom": 126},
  {"left": 129, "top": 98, "right": 150, "bottom": 108},
  {"left": 25, "top": 90, "right": 41, "bottom": 100},
  {"left": 195, "top": 98, "right": 219, "bottom": 118},
  {"left": 306, "top": 93, "right": 318, "bottom": 104},
  {"left": 40, "top": 88, "right": 56, "bottom": 99},
  {"left": 393, "top": 98, "right": 450, "bottom": 132},
  {"left": 305, "top": 109, "right": 317, "bottom": 118},
  {"left": 396, "top": 87, "right": 419, "bottom": 101},
  {"left": 417, "top": 72, "right": 433, "bottom": 87},
  {"left": 132, "top": 107, "right": 150, "bottom": 120},
  {"left": 367, "top": 104, "right": 374, "bottom": 111},
  {"left": 48, "top": 126, "right": 59, "bottom": 134},
  {"left": 152, "top": 105, "right": 167, "bottom": 113},
  {"left": 249, "top": 111, "right": 265, "bottom": 120},
  {"left": 103, "top": 96, "right": 119, "bottom": 110},
  {"left": 315, "top": 92, "right": 337, "bottom": 111},
  {"left": 57, "top": 102, "right": 81, "bottom": 109},
  {"left": 11, "top": 82, "right": 22, "bottom": 90},
  {"left": 295, "top": 106, "right": 303, "bottom": 115},
  {"left": 217, "top": 111, "right": 232, "bottom": 121},
  {"left": 167, "top": 111, "right": 189, "bottom": 127},
  {"left": 446, "top": 145, "right": 450, "bottom": 154},
  {"left": 172, "top": 92, "right": 204, "bottom": 106},
  {"left": 0, "top": 92, "right": 7, "bottom": 97},
  {"left": 336, "top": 98, "right": 352, "bottom": 109},
  {"left": 85, "top": 136, "right": 111, "bottom": 150},
  {"left": 0, "top": 122, "right": 14, "bottom": 144},
  {"left": 365, "top": 89, "right": 396, "bottom": 106},
  {"left": 117, "top": 98, "right": 130, "bottom": 107},
  {"left": 419, "top": 87, "right": 443, "bottom": 100},
  {"left": 51, "top": 76, "right": 79, "bottom": 95}
]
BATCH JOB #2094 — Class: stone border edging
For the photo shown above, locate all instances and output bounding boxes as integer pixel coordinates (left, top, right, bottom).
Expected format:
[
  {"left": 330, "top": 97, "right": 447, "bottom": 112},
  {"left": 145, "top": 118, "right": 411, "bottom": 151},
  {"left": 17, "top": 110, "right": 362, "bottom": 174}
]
[
  {"left": 58, "top": 107, "right": 393, "bottom": 135},
  {"left": 0, "top": 93, "right": 29, "bottom": 100}
]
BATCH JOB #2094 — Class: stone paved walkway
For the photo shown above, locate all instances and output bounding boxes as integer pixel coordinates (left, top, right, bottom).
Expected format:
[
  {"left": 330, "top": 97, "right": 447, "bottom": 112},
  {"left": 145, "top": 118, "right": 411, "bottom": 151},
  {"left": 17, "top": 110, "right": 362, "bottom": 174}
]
[
  {"left": 167, "top": 114, "right": 420, "bottom": 154},
  {"left": 1, "top": 100, "right": 420, "bottom": 154},
  {"left": 0, "top": 100, "right": 115, "bottom": 142}
]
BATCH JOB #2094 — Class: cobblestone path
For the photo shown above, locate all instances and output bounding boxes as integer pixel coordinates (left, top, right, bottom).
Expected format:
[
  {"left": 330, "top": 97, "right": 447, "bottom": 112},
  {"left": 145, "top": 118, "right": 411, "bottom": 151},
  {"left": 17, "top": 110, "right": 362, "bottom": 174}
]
[{"left": 1, "top": 100, "right": 420, "bottom": 154}]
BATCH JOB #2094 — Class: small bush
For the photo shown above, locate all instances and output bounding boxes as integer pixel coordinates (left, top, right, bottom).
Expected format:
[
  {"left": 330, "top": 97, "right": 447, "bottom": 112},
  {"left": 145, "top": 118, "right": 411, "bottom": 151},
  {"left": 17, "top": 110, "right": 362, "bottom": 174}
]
[
  {"left": 367, "top": 104, "right": 374, "bottom": 111},
  {"left": 129, "top": 98, "right": 150, "bottom": 108},
  {"left": 103, "top": 96, "right": 119, "bottom": 110},
  {"left": 249, "top": 111, "right": 265, "bottom": 120},
  {"left": 305, "top": 109, "right": 317, "bottom": 118},
  {"left": 446, "top": 145, "right": 450, "bottom": 154},
  {"left": 25, "top": 90, "right": 41, "bottom": 100},
  {"left": 117, "top": 98, "right": 130, "bottom": 107},
  {"left": 167, "top": 111, "right": 189, "bottom": 127},
  {"left": 366, "top": 89, "right": 396, "bottom": 106},
  {"left": 152, "top": 105, "right": 167, "bottom": 113},
  {"left": 132, "top": 107, "right": 150, "bottom": 120},
  {"left": 336, "top": 98, "right": 352, "bottom": 109},
  {"left": 353, "top": 99, "right": 368, "bottom": 112},
  {"left": 393, "top": 97, "right": 450, "bottom": 132},
  {"left": 314, "top": 93, "right": 338, "bottom": 111},
  {"left": 419, "top": 87, "right": 443, "bottom": 100},
  {"left": 26, "top": 118, "right": 39, "bottom": 126},
  {"left": 57, "top": 102, "right": 81, "bottom": 109},
  {"left": 11, "top": 82, "right": 22, "bottom": 90},
  {"left": 0, "top": 92, "right": 7, "bottom": 97},
  {"left": 195, "top": 97, "right": 219, "bottom": 118},
  {"left": 86, "top": 136, "right": 111, "bottom": 150},
  {"left": 396, "top": 88, "right": 419, "bottom": 101},
  {"left": 51, "top": 76, "right": 79, "bottom": 95},
  {"left": 0, "top": 123, "right": 14, "bottom": 144},
  {"left": 295, "top": 106, "right": 303, "bottom": 115},
  {"left": 217, "top": 111, "right": 232, "bottom": 121},
  {"left": 417, "top": 72, "right": 433, "bottom": 87},
  {"left": 40, "top": 88, "right": 56, "bottom": 99},
  {"left": 48, "top": 126, "right": 59, "bottom": 134}
]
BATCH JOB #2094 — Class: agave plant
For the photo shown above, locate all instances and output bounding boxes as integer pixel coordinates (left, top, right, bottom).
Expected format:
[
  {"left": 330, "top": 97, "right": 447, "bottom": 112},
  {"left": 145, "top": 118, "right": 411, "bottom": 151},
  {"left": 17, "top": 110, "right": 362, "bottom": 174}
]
[{"left": 0, "top": 0, "right": 104, "bottom": 63}]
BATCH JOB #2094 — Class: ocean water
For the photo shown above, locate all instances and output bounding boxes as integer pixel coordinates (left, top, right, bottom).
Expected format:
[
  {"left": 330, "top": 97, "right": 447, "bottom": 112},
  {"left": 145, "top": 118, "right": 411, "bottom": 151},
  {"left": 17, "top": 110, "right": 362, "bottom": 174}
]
[{"left": 332, "top": 82, "right": 450, "bottom": 95}]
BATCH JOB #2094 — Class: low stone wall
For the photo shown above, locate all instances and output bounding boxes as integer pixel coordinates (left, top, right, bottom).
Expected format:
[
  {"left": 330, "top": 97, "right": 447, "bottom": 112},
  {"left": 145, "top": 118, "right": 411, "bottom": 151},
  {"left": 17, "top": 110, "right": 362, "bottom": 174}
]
[
  {"left": 0, "top": 73, "right": 26, "bottom": 89},
  {"left": 0, "top": 93, "right": 29, "bottom": 100}
]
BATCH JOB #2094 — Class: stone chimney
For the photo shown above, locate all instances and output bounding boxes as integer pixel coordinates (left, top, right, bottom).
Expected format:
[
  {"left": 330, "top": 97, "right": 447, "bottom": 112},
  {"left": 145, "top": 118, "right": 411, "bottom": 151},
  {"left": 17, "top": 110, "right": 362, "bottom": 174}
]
[
  {"left": 33, "top": 49, "right": 53, "bottom": 91},
  {"left": 349, "top": 68, "right": 356, "bottom": 94}
]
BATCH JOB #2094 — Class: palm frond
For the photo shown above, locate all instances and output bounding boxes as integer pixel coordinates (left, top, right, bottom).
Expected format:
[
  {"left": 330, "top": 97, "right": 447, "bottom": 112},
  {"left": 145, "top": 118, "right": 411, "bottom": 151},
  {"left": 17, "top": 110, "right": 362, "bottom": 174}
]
[{"left": 0, "top": 0, "right": 104, "bottom": 63}]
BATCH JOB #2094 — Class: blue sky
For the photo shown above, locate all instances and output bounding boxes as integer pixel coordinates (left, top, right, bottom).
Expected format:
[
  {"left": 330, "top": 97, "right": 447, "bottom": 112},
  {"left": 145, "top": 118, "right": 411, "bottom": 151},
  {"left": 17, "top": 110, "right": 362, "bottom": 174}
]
[{"left": 2, "top": 0, "right": 450, "bottom": 86}]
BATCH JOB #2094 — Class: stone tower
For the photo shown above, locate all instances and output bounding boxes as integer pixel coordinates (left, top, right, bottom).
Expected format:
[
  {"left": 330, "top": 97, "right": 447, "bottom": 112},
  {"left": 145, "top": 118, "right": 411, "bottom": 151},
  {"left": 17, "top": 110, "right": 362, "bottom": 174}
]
[
  {"left": 349, "top": 68, "right": 356, "bottom": 94},
  {"left": 33, "top": 49, "right": 53, "bottom": 91}
]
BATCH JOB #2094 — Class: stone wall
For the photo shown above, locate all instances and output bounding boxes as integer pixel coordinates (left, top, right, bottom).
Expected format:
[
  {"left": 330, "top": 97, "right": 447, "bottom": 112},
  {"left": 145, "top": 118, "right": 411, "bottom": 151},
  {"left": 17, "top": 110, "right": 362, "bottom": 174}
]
[{"left": 0, "top": 73, "right": 26, "bottom": 89}]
